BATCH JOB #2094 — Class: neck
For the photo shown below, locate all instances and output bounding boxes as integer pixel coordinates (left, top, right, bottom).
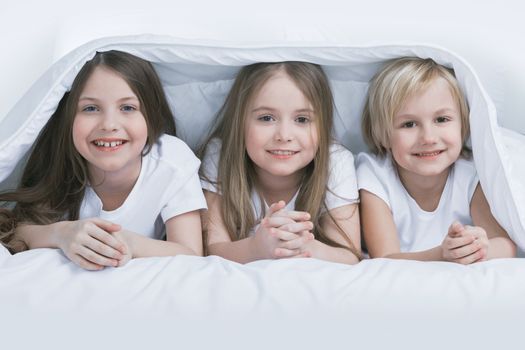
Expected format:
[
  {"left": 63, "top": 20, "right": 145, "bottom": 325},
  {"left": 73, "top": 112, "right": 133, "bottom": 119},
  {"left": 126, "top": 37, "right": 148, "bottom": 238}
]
[
  {"left": 255, "top": 167, "right": 303, "bottom": 205},
  {"left": 88, "top": 158, "right": 142, "bottom": 211},
  {"left": 397, "top": 166, "right": 450, "bottom": 212}
]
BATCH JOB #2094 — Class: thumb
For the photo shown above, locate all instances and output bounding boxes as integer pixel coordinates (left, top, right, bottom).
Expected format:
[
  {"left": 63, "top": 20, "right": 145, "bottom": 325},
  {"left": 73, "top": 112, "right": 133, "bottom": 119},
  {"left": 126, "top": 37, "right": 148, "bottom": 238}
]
[
  {"left": 91, "top": 218, "right": 122, "bottom": 232},
  {"left": 266, "top": 200, "right": 286, "bottom": 218},
  {"left": 448, "top": 220, "right": 464, "bottom": 236}
]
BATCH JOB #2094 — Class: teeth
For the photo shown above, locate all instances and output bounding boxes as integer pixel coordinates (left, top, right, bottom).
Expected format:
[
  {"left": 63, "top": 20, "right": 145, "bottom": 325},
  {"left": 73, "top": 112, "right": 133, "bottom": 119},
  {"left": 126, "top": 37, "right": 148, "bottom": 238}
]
[
  {"left": 270, "top": 150, "right": 295, "bottom": 155},
  {"left": 416, "top": 151, "right": 441, "bottom": 156},
  {"left": 94, "top": 140, "right": 124, "bottom": 147}
]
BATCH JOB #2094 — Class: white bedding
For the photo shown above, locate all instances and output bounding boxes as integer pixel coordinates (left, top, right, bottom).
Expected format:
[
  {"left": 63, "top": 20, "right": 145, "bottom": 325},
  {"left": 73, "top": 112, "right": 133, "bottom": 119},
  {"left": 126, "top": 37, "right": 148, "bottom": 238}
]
[{"left": 1, "top": 36, "right": 524, "bottom": 349}]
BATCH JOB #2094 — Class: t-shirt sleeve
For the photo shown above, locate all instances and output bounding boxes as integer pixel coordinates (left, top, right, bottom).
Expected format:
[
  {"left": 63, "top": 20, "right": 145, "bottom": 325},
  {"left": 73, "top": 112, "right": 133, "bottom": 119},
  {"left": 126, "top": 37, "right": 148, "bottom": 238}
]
[
  {"left": 200, "top": 138, "right": 221, "bottom": 193},
  {"left": 160, "top": 139, "right": 208, "bottom": 222},
  {"left": 325, "top": 144, "right": 359, "bottom": 211},
  {"left": 356, "top": 152, "right": 391, "bottom": 209}
]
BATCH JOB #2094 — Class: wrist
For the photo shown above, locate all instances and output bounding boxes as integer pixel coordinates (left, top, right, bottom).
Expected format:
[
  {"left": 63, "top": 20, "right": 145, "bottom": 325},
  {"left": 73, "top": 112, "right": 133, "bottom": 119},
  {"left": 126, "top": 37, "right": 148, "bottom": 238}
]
[{"left": 52, "top": 221, "right": 71, "bottom": 249}]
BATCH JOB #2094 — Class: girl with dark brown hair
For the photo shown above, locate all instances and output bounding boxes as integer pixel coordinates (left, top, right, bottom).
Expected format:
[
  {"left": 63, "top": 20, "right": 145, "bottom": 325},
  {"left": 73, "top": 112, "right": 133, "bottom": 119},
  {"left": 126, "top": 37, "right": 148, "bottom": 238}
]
[{"left": 0, "top": 50, "right": 206, "bottom": 270}]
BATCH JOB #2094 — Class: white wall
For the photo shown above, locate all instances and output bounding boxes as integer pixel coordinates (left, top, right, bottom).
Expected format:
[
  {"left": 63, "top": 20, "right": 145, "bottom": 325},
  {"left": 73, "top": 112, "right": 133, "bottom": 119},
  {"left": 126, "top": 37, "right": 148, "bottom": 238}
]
[{"left": 1, "top": 0, "right": 524, "bottom": 134}]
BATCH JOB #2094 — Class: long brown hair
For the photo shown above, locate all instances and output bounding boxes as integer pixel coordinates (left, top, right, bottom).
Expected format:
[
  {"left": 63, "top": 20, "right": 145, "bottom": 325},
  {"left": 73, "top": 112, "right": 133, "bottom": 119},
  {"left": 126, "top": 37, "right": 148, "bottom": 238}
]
[
  {"left": 200, "top": 62, "right": 360, "bottom": 257},
  {"left": 0, "top": 50, "right": 176, "bottom": 252}
]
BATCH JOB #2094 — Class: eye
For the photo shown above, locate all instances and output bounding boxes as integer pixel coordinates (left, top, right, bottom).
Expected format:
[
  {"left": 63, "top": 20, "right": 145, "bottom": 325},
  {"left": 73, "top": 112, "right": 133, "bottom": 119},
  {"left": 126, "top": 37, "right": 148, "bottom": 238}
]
[
  {"left": 435, "top": 116, "right": 450, "bottom": 123},
  {"left": 295, "top": 116, "right": 310, "bottom": 124},
  {"left": 121, "top": 104, "right": 137, "bottom": 112},
  {"left": 257, "top": 114, "right": 275, "bottom": 122},
  {"left": 401, "top": 121, "right": 416, "bottom": 128},
  {"left": 81, "top": 105, "right": 99, "bottom": 113}
]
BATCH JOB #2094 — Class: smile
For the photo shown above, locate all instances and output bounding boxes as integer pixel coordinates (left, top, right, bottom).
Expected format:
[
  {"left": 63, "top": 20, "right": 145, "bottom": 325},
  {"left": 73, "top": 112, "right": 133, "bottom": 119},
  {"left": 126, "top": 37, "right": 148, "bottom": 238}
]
[
  {"left": 413, "top": 150, "right": 443, "bottom": 157},
  {"left": 92, "top": 139, "right": 127, "bottom": 148},
  {"left": 267, "top": 150, "right": 298, "bottom": 156}
]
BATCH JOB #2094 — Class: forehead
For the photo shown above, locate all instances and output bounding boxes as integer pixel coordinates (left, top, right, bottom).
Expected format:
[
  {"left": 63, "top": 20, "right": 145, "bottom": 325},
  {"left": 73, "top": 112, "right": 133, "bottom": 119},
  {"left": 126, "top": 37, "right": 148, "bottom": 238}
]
[
  {"left": 80, "top": 66, "right": 136, "bottom": 98},
  {"left": 251, "top": 70, "right": 312, "bottom": 108},
  {"left": 396, "top": 76, "right": 458, "bottom": 115}
]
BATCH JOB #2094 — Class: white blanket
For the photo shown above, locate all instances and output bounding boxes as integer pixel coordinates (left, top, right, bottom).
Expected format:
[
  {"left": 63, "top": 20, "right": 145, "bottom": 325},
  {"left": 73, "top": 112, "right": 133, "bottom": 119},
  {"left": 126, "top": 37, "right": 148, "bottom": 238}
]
[{"left": 1, "top": 36, "right": 524, "bottom": 349}]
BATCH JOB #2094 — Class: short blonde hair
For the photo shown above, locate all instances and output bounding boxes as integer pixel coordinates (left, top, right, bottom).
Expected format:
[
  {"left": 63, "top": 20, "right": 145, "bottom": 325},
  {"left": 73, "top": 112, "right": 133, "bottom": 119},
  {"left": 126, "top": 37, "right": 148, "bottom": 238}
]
[{"left": 362, "top": 57, "right": 470, "bottom": 157}]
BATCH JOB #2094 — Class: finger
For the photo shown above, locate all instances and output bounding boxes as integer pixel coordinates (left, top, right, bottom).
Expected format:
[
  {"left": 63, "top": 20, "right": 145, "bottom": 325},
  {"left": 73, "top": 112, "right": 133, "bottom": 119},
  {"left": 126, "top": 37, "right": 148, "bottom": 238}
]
[
  {"left": 273, "top": 247, "right": 300, "bottom": 258},
  {"left": 455, "top": 248, "right": 484, "bottom": 265},
  {"left": 279, "top": 233, "right": 314, "bottom": 250},
  {"left": 271, "top": 210, "right": 311, "bottom": 222},
  {"left": 77, "top": 246, "right": 119, "bottom": 267},
  {"left": 72, "top": 254, "right": 104, "bottom": 271},
  {"left": 278, "top": 221, "right": 314, "bottom": 234},
  {"left": 88, "top": 226, "right": 126, "bottom": 254},
  {"left": 90, "top": 218, "right": 122, "bottom": 233},
  {"left": 264, "top": 216, "right": 296, "bottom": 228},
  {"left": 445, "top": 234, "right": 476, "bottom": 250},
  {"left": 83, "top": 235, "right": 123, "bottom": 260},
  {"left": 450, "top": 242, "right": 480, "bottom": 260},
  {"left": 269, "top": 227, "right": 300, "bottom": 241},
  {"left": 266, "top": 201, "right": 286, "bottom": 218}
]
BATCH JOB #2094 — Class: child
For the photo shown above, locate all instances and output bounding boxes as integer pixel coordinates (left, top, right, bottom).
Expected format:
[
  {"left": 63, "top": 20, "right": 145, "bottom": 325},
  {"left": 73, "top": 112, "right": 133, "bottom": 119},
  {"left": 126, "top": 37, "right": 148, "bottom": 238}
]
[
  {"left": 199, "top": 62, "right": 361, "bottom": 264},
  {"left": 0, "top": 50, "right": 206, "bottom": 270},
  {"left": 358, "top": 57, "right": 516, "bottom": 263}
]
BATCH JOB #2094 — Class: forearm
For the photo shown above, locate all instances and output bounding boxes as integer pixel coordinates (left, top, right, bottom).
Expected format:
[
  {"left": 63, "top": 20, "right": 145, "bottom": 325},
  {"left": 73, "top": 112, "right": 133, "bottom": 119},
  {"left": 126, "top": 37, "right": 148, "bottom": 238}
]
[
  {"left": 307, "top": 239, "right": 360, "bottom": 265},
  {"left": 127, "top": 231, "right": 199, "bottom": 258},
  {"left": 207, "top": 237, "right": 259, "bottom": 264},
  {"left": 381, "top": 246, "right": 443, "bottom": 262},
  {"left": 487, "top": 237, "right": 517, "bottom": 259},
  {"left": 16, "top": 222, "right": 67, "bottom": 249}
]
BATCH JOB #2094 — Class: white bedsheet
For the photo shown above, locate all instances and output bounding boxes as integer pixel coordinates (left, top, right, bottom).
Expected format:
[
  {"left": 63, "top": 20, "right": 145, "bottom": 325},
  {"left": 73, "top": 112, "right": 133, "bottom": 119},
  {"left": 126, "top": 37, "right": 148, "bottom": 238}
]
[{"left": 1, "top": 246, "right": 524, "bottom": 348}]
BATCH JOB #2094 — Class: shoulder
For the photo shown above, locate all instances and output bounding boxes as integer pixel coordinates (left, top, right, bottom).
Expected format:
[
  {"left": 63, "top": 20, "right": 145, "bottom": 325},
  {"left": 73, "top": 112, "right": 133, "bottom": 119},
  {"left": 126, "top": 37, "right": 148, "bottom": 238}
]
[
  {"left": 151, "top": 134, "right": 200, "bottom": 168},
  {"left": 202, "top": 138, "right": 222, "bottom": 159},
  {"left": 145, "top": 135, "right": 201, "bottom": 180},
  {"left": 452, "top": 156, "right": 479, "bottom": 199},
  {"left": 356, "top": 152, "right": 392, "bottom": 175},
  {"left": 329, "top": 143, "right": 355, "bottom": 163}
]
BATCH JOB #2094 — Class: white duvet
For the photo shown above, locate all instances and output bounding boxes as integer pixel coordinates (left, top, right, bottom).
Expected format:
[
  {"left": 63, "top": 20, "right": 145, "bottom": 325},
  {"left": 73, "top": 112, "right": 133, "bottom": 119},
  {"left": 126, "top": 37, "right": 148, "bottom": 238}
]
[{"left": 1, "top": 35, "right": 524, "bottom": 348}]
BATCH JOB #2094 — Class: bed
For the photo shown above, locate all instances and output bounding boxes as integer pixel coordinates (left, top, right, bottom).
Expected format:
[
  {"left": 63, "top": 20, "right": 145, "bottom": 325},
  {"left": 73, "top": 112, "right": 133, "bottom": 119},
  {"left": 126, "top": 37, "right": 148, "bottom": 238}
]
[{"left": 1, "top": 35, "right": 524, "bottom": 349}]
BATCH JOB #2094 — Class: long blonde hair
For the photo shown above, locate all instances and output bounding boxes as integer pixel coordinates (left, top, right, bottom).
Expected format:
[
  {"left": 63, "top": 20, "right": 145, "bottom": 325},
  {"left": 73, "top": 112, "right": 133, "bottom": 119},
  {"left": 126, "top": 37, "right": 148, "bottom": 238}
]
[
  {"left": 362, "top": 57, "right": 470, "bottom": 157},
  {"left": 200, "top": 62, "right": 360, "bottom": 257}
]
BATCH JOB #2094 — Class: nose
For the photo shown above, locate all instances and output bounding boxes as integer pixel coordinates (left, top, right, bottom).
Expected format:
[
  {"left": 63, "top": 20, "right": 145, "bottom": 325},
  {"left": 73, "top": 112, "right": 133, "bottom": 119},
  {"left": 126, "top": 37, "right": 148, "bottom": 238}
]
[
  {"left": 274, "top": 120, "right": 293, "bottom": 142},
  {"left": 100, "top": 110, "right": 119, "bottom": 132},
  {"left": 420, "top": 124, "right": 437, "bottom": 144}
]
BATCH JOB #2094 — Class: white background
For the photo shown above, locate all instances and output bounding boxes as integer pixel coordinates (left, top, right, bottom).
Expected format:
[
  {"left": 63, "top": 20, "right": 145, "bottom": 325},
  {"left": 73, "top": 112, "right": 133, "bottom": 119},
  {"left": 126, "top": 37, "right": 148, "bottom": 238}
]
[{"left": 1, "top": 0, "right": 524, "bottom": 134}]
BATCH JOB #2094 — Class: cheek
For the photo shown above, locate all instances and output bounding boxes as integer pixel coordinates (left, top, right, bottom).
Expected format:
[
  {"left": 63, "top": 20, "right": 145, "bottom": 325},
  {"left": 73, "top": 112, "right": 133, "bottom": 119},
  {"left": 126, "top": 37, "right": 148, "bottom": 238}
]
[{"left": 71, "top": 117, "right": 86, "bottom": 150}]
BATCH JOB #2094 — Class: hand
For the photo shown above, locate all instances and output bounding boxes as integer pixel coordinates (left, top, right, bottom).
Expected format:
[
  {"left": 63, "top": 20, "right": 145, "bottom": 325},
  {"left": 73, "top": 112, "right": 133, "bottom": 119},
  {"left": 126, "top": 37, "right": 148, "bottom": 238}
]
[
  {"left": 442, "top": 221, "right": 488, "bottom": 264},
  {"left": 57, "top": 218, "right": 125, "bottom": 270},
  {"left": 110, "top": 230, "right": 133, "bottom": 267},
  {"left": 253, "top": 201, "right": 314, "bottom": 259}
]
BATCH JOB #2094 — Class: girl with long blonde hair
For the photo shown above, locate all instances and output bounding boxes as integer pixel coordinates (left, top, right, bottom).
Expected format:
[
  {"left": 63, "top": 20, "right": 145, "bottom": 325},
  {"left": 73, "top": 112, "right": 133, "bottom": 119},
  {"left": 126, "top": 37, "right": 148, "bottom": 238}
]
[{"left": 200, "top": 62, "right": 361, "bottom": 264}]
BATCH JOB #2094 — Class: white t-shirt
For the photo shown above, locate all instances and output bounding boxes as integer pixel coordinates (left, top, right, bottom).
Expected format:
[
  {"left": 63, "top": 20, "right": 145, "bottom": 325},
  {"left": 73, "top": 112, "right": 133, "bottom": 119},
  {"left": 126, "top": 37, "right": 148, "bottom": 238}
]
[
  {"left": 201, "top": 138, "right": 359, "bottom": 234},
  {"left": 79, "top": 134, "right": 207, "bottom": 240},
  {"left": 356, "top": 152, "right": 479, "bottom": 252}
]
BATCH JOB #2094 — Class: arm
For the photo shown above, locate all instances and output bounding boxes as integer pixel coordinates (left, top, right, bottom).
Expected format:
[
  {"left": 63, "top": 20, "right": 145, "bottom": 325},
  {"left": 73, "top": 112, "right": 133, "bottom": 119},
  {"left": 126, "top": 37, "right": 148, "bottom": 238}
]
[
  {"left": 15, "top": 219, "right": 125, "bottom": 270},
  {"left": 470, "top": 184, "right": 516, "bottom": 259},
  {"left": 119, "top": 210, "right": 204, "bottom": 260},
  {"left": 360, "top": 189, "right": 445, "bottom": 261},
  {"left": 304, "top": 203, "right": 361, "bottom": 265},
  {"left": 204, "top": 190, "right": 260, "bottom": 263}
]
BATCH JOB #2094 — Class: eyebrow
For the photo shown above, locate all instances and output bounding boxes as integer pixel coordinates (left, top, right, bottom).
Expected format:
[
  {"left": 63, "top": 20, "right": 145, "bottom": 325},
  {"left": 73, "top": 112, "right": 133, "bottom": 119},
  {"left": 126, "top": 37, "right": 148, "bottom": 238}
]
[
  {"left": 251, "top": 106, "right": 314, "bottom": 113},
  {"left": 78, "top": 96, "right": 139, "bottom": 102},
  {"left": 396, "top": 108, "right": 458, "bottom": 119}
]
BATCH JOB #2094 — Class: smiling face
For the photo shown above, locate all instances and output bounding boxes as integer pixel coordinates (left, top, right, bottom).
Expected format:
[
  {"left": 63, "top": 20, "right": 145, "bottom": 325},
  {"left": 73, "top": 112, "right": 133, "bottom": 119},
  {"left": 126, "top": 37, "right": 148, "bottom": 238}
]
[
  {"left": 244, "top": 70, "right": 319, "bottom": 185},
  {"left": 389, "top": 76, "right": 463, "bottom": 184},
  {"left": 72, "top": 66, "right": 148, "bottom": 183}
]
